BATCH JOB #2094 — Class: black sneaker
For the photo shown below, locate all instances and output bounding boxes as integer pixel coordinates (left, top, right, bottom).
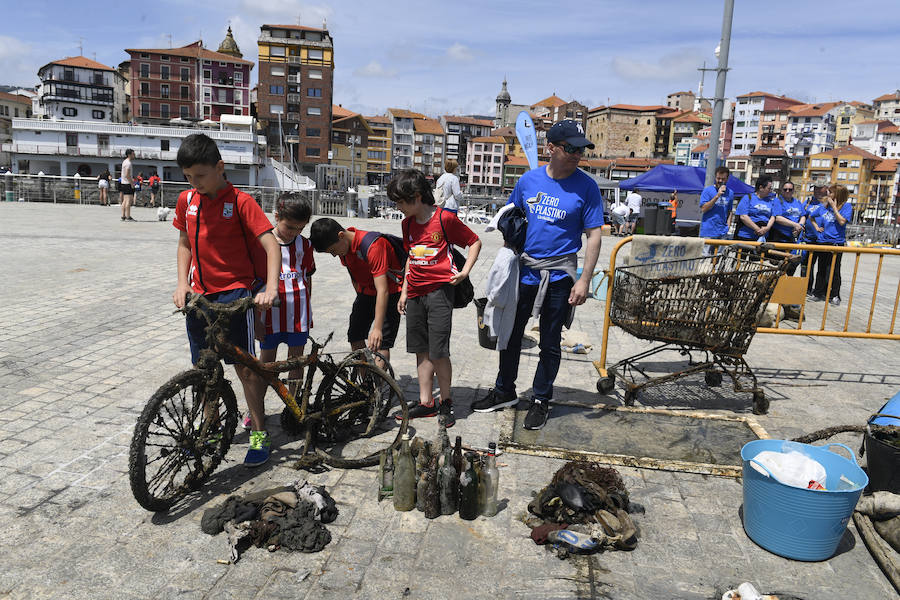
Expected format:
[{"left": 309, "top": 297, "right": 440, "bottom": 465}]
[
  {"left": 438, "top": 399, "right": 455, "bottom": 428},
  {"left": 397, "top": 402, "right": 437, "bottom": 421},
  {"left": 523, "top": 399, "right": 550, "bottom": 430},
  {"left": 472, "top": 388, "right": 518, "bottom": 413}
]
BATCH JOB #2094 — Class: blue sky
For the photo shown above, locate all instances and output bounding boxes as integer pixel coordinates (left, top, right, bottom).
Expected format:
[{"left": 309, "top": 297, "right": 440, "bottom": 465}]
[{"left": 4, "top": 0, "right": 899, "bottom": 118}]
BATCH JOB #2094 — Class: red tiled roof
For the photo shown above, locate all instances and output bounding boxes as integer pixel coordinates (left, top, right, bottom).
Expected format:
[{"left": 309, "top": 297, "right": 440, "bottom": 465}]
[
  {"left": 126, "top": 42, "right": 253, "bottom": 65},
  {"left": 579, "top": 158, "right": 613, "bottom": 168},
  {"left": 847, "top": 100, "right": 873, "bottom": 108},
  {"left": 45, "top": 56, "right": 116, "bottom": 72},
  {"left": 750, "top": 147, "right": 788, "bottom": 157},
  {"left": 788, "top": 102, "right": 840, "bottom": 117},
  {"left": 608, "top": 104, "right": 670, "bottom": 112},
  {"left": 692, "top": 144, "right": 709, "bottom": 153},
  {"left": 263, "top": 24, "right": 327, "bottom": 33},
  {"left": 532, "top": 94, "right": 567, "bottom": 108},
  {"left": 736, "top": 91, "right": 803, "bottom": 104},
  {"left": 874, "top": 159, "right": 899, "bottom": 173},
  {"left": 471, "top": 136, "right": 506, "bottom": 143},
  {"left": 332, "top": 105, "right": 355, "bottom": 119},
  {"left": 388, "top": 108, "right": 426, "bottom": 119},
  {"left": 874, "top": 92, "right": 900, "bottom": 102},
  {"left": 673, "top": 112, "right": 709, "bottom": 124},
  {"left": 668, "top": 91, "right": 693, "bottom": 96},
  {"left": 504, "top": 155, "right": 547, "bottom": 167},
  {"left": 413, "top": 118, "right": 444, "bottom": 135},
  {"left": 613, "top": 158, "right": 672, "bottom": 168},
  {"left": 819, "top": 145, "right": 882, "bottom": 161},
  {"left": 0, "top": 91, "right": 32, "bottom": 104},
  {"left": 491, "top": 127, "right": 516, "bottom": 137},
  {"left": 882, "top": 124, "right": 900, "bottom": 134},
  {"left": 443, "top": 115, "right": 494, "bottom": 127},
  {"left": 588, "top": 105, "right": 606, "bottom": 112},
  {"left": 365, "top": 115, "right": 391, "bottom": 125}
]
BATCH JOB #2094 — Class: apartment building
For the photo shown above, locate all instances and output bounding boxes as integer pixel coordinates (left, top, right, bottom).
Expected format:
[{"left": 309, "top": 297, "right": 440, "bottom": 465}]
[
  {"left": 870, "top": 159, "right": 899, "bottom": 222},
  {"left": 730, "top": 92, "right": 804, "bottom": 156},
  {"left": 852, "top": 120, "right": 900, "bottom": 159},
  {"left": 387, "top": 108, "right": 423, "bottom": 174},
  {"left": 608, "top": 157, "right": 671, "bottom": 182},
  {"left": 671, "top": 111, "right": 711, "bottom": 148},
  {"left": 126, "top": 38, "right": 252, "bottom": 125},
  {"left": 467, "top": 136, "right": 505, "bottom": 195},
  {"left": 834, "top": 101, "right": 875, "bottom": 147},
  {"left": 530, "top": 94, "right": 587, "bottom": 129},
  {"left": 331, "top": 107, "right": 370, "bottom": 188},
  {"left": 801, "top": 145, "right": 881, "bottom": 206},
  {"left": 257, "top": 24, "right": 334, "bottom": 175},
  {"left": 784, "top": 102, "right": 840, "bottom": 157},
  {"left": 35, "top": 56, "right": 128, "bottom": 123},
  {"left": 748, "top": 148, "right": 790, "bottom": 189},
  {"left": 873, "top": 91, "right": 900, "bottom": 125},
  {"left": 0, "top": 92, "right": 33, "bottom": 168},
  {"left": 440, "top": 115, "right": 493, "bottom": 179},
  {"left": 413, "top": 117, "right": 445, "bottom": 178},
  {"left": 364, "top": 115, "right": 391, "bottom": 185}
]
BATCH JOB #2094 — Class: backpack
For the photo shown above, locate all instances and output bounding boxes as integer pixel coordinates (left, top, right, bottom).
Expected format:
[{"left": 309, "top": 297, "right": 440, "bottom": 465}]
[
  {"left": 355, "top": 231, "right": 407, "bottom": 285},
  {"left": 437, "top": 209, "right": 475, "bottom": 309}
]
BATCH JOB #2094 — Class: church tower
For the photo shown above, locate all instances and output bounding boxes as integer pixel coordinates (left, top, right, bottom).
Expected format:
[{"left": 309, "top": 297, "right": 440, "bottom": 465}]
[
  {"left": 217, "top": 26, "right": 243, "bottom": 58},
  {"left": 495, "top": 78, "right": 511, "bottom": 128}
]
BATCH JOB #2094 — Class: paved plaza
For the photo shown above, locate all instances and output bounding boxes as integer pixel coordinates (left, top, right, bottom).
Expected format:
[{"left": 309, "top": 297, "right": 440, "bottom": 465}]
[{"left": 1, "top": 202, "right": 898, "bottom": 599}]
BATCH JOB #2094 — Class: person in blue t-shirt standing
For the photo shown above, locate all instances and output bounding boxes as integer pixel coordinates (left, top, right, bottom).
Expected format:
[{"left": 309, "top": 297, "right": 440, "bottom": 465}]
[
  {"left": 800, "top": 185, "right": 826, "bottom": 290},
  {"left": 699, "top": 166, "right": 735, "bottom": 255},
  {"left": 734, "top": 176, "right": 779, "bottom": 241},
  {"left": 769, "top": 182, "right": 804, "bottom": 275},
  {"left": 471, "top": 119, "right": 604, "bottom": 430},
  {"left": 810, "top": 184, "right": 853, "bottom": 306}
]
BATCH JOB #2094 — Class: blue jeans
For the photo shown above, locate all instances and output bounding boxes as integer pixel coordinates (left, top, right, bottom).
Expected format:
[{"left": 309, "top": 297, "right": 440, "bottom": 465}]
[{"left": 495, "top": 277, "right": 574, "bottom": 402}]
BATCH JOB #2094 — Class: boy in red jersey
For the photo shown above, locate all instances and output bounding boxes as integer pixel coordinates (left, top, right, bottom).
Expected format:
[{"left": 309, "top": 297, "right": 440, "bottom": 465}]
[
  {"left": 389, "top": 169, "right": 481, "bottom": 428},
  {"left": 171, "top": 133, "right": 281, "bottom": 467}
]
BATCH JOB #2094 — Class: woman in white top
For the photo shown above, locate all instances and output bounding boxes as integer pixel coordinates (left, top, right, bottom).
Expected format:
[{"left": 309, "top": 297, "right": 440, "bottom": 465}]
[{"left": 434, "top": 159, "right": 463, "bottom": 213}]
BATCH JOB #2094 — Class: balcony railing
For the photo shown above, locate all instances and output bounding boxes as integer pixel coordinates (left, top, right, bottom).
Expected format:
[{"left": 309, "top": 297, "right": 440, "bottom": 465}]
[
  {"left": 2, "top": 142, "right": 261, "bottom": 164},
  {"left": 287, "top": 93, "right": 301, "bottom": 104}
]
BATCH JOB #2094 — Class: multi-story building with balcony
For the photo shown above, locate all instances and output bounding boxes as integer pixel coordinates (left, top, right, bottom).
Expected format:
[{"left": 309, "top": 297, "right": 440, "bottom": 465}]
[
  {"left": 852, "top": 120, "right": 900, "bottom": 159},
  {"left": 3, "top": 116, "right": 265, "bottom": 183},
  {"left": 440, "top": 115, "right": 494, "bottom": 180},
  {"left": 671, "top": 111, "right": 711, "bottom": 149},
  {"left": 1, "top": 92, "right": 33, "bottom": 168},
  {"left": 800, "top": 145, "right": 881, "bottom": 206},
  {"left": 364, "top": 115, "right": 391, "bottom": 185},
  {"left": 730, "top": 92, "right": 804, "bottom": 156},
  {"left": 34, "top": 56, "right": 128, "bottom": 123},
  {"left": 748, "top": 148, "right": 790, "bottom": 189},
  {"left": 413, "top": 117, "right": 445, "bottom": 178},
  {"left": 126, "top": 36, "right": 252, "bottom": 126},
  {"left": 331, "top": 106, "right": 370, "bottom": 188},
  {"left": 387, "top": 108, "right": 424, "bottom": 175},
  {"left": 784, "top": 102, "right": 840, "bottom": 157},
  {"left": 834, "top": 101, "right": 874, "bottom": 147},
  {"left": 466, "top": 136, "right": 505, "bottom": 195},
  {"left": 530, "top": 95, "right": 587, "bottom": 129},
  {"left": 257, "top": 23, "right": 334, "bottom": 176},
  {"left": 870, "top": 158, "right": 900, "bottom": 223},
  {"left": 873, "top": 91, "right": 900, "bottom": 125}
]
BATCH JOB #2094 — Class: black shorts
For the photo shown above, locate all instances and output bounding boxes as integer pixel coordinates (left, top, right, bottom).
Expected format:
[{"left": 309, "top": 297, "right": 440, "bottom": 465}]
[
  {"left": 185, "top": 288, "right": 255, "bottom": 365},
  {"left": 348, "top": 292, "right": 401, "bottom": 349},
  {"left": 405, "top": 285, "right": 454, "bottom": 359},
  {"left": 120, "top": 184, "right": 134, "bottom": 195}
]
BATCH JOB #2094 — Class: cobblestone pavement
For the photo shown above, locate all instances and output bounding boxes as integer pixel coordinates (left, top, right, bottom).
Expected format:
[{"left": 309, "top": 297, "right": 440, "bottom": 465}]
[{"left": 1, "top": 202, "right": 897, "bottom": 599}]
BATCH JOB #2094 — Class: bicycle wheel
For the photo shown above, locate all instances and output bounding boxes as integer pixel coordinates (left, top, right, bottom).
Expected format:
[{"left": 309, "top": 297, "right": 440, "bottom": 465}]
[
  {"left": 313, "top": 360, "right": 407, "bottom": 468},
  {"left": 336, "top": 349, "right": 396, "bottom": 422},
  {"left": 128, "top": 370, "right": 238, "bottom": 512}
]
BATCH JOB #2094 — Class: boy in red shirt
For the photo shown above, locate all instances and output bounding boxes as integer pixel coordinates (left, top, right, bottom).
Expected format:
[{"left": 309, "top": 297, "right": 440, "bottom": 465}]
[
  {"left": 390, "top": 169, "right": 481, "bottom": 427},
  {"left": 171, "top": 133, "right": 281, "bottom": 466},
  {"left": 308, "top": 217, "right": 404, "bottom": 366}
]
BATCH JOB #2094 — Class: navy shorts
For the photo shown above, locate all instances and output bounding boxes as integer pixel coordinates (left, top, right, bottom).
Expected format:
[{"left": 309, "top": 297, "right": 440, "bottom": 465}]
[
  {"left": 348, "top": 292, "right": 401, "bottom": 349},
  {"left": 186, "top": 288, "right": 255, "bottom": 365},
  {"left": 260, "top": 331, "right": 309, "bottom": 350},
  {"left": 120, "top": 184, "right": 134, "bottom": 195},
  {"left": 405, "top": 285, "right": 453, "bottom": 359}
]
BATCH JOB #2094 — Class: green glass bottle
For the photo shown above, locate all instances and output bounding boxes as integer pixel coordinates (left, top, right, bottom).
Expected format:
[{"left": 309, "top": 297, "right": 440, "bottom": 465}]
[
  {"left": 393, "top": 433, "right": 415, "bottom": 511},
  {"left": 458, "top": 452, "right": 479, "bottom": 520}
]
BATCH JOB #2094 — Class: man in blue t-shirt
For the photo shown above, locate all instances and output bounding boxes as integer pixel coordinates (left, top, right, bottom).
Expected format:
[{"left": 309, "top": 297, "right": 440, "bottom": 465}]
[
  {"left": 472, "top": 119, "right": 604, "bottom": 430},
  {"left": 699, "top": 166, "right": 735, "bottom": 255}
]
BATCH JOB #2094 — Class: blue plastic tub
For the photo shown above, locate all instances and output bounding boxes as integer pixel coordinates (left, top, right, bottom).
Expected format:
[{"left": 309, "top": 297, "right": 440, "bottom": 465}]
[
  {"left": 870, "top": 391, "right": 900, "bottom": 426},
  {"left": 741, "top": 440, "right": 868, "bottom": 561}
]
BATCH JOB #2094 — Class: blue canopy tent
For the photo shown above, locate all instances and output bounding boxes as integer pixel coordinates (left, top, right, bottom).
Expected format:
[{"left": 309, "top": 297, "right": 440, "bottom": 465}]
[
  {"left": 618, "top": 164, "right": 752, "bottom": 195},
  {"left": 618, "top": 165, "right": 753, "bottom": 230}
]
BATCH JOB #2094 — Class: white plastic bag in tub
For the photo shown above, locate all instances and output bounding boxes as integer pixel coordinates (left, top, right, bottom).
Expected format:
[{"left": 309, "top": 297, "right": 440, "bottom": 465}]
[{"left": 750, "top": 443, "right": 827, "bottom": 490}]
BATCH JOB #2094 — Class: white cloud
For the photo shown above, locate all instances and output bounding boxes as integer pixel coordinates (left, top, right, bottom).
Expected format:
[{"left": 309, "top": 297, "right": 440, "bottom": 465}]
[
  {"left": 0, "top": 35, "right": 39, "bottom": 86},
  {"left": 353, "top": 60, "right": 396, "bottom": 78},
  {"left": 236, "top": 0, "right": 332, "bottom": 26},
  {"left": 611, "top": 47, "right": 706, "bottom": 83},
  {"left": 446, "top": 43, "right": 474, "bottom": 62}
]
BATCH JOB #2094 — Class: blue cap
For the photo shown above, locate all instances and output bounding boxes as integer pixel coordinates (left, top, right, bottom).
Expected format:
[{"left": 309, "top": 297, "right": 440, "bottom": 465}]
[{"left": 547, "top": 119, "right": 594, "bottom": 149}]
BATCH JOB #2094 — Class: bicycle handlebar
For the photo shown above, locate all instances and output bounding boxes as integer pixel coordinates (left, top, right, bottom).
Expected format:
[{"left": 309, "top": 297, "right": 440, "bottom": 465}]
[
  {"left": 730, "top": 243, "right": 801, "bottom": 263},
  {"left": 182, "top": 292, "right": 281, "bottom": 316}
]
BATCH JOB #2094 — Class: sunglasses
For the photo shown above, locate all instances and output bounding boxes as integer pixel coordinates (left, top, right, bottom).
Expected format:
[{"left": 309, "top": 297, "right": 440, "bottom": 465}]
[
  {"left": 782, "top": 187, "right": 794, "bottom": 192},
  {"left": 554, "top": 143, "right": 585, "bottom": 155}
]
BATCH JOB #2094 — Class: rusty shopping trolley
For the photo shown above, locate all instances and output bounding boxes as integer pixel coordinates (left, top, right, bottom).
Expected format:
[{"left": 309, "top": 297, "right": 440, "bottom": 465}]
[{"left": 596, "top": 244, "right": 797, "bottom": 414}]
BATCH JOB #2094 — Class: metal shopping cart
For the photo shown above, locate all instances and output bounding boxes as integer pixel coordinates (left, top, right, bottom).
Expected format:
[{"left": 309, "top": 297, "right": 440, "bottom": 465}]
[{"left": 596, "top": 244, "right": 797, "bottom": 414}]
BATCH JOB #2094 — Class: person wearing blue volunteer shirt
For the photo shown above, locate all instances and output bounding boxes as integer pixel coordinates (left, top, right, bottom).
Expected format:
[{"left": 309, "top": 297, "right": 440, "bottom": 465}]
[
  {"left": 810, "top": 184, "right": 852, "bottom": 306},
  {"left": 734, "top": 176, "right": 779, "bottom": 241},
  {"left": 472, "top": 119, "right": 604, "bottom": 430},
  {"left": 770, "top": 182, "right": 804, "bottom": 275},
  {"left": 699, "top": 166, "right": 735, "bottom": 255},
  {"left": 800, "top": 185, "right": 827, "bottom": 291}
]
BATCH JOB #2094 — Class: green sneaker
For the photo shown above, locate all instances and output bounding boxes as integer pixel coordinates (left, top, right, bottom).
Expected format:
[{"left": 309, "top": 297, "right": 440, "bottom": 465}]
[{"left": 243, "top": 430, "right": 271, "bottom": 467}]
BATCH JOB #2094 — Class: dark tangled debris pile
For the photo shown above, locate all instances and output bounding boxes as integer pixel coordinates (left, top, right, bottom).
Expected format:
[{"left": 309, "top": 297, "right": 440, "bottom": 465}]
[
  {"left": 525, "top": 461, "right": 641, "bottom": 558},
  {"left": 201, "top": 480, "right": 338, "bottom": 562}
]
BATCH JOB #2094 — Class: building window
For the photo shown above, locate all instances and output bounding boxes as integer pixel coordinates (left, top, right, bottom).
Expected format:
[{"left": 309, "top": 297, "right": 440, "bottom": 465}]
[
  {"left": 306, "top": 127, "right": 321, "bottom": 137},
  {"left": 203, "top": 87, "right": 211, "bottom": 102},
  {"left": 203, "top": 69, "right": 211, "bottom": 83},
  {"left": 180, "top": 85, "right": 189, "bottom": 99},
  {"left": 270, "top": 65, "right": 285, "bottom": 76},
  {"left": 62, "top": 107, "right": 77, "bottom": 116},
  {"left": 234, "top": 90, "right": 242, "bottom": 105},
  {"left": 160, "top": 104, "right": 169, "bottom": 119},
  {"left": 234, "top": 71, "right": 243, "bottom": 84},
  {"left": 140, "top": 82, "right": 149, "bottom": 96},
  {"left": 307, "top": 107, "right": 321, "bottom": 116},
  {"left": 308, "top": 69, "right": 322, "bottom": 79},
  {"left": 270, "top": 104, "right": 284, "bottom": 115},
  {"left": 140, "top": 103, "right": 150, "bottom": 117},
  {"left": 308, "top": 49, "right": 324, "bottom": 60},
  {"left": 307, "top": 88, "right": 322, "bottom": 97},
  {"left": 218, "top": 89, "right": 227, "bottom": 103},
  {"left": 160, "top": 66, "right": 169, "bottom": 80},
  {"left": 140, "top": 63, "right": 150, "bottom": 77},
  {"left": 270, "top": 46, "right": 286, "bottom": 57},
  {"left": 179, "top": 67, "right": 189, "bottom": 82},
  {"left": 180, "top": 105, "right": 189, "bottom": 118},
  {"left": 306, "top": 146, "right": 321, "bottom": 157},
  {"left": 92, "top": 110, "right": 105, "bottom": 119},
  {"left": 625, "top": 136, "right": 629, "bottom": 142},
  {"left": 140, "top": 52, "right": 149, "bottom": 58},
  {"left": 161, "top": 140, "right": 169, "bottom": 151},
  {"left": 161, "top": 84, "right": 169, "bottom": 99},
  {"left": 269, "top": 85, "right": 284, "bottom": 95}
]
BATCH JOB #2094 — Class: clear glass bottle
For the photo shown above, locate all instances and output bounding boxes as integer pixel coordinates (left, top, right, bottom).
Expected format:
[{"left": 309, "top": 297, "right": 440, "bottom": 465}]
[
  {"left": 393, "top": 433, "right": 415, "bottom": 512},
  {"left": 458, "top": 452, "right": 479, "bottom": 520},
  {"left": 439, "top": 446, "right": 458, "bottom": 515},
  {"left": 379, "top": 449, "right": 394, "bottom": 501},
  {"left": 482, "top": 443, "right": 500, "bottom": 517}
]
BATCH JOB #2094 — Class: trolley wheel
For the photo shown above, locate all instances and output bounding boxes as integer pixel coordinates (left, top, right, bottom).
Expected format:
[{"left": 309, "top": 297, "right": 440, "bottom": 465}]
[
  {"left": 752, "top": 391, "right": 769, "bottom": 415},
  {"left": 313, "top": 360, "right": 407, "bottom": 468},
  {"left": 704, "top": 370, "right": 723, "bottom": 387},
  {"left": 597, "top": 377, "right": 615, "bottom": 395},
  {"left": 624, "top": 389, "right": 637, "bottom": 407},
  {"left": 128, "top": 370, "right": 238, "bottom": 512}
]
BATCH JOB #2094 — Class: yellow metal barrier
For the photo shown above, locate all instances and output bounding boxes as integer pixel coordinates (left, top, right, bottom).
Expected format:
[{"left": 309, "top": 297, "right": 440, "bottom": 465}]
[{"left": 594, "top": 237, "right": 900, "bottom": 378}]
